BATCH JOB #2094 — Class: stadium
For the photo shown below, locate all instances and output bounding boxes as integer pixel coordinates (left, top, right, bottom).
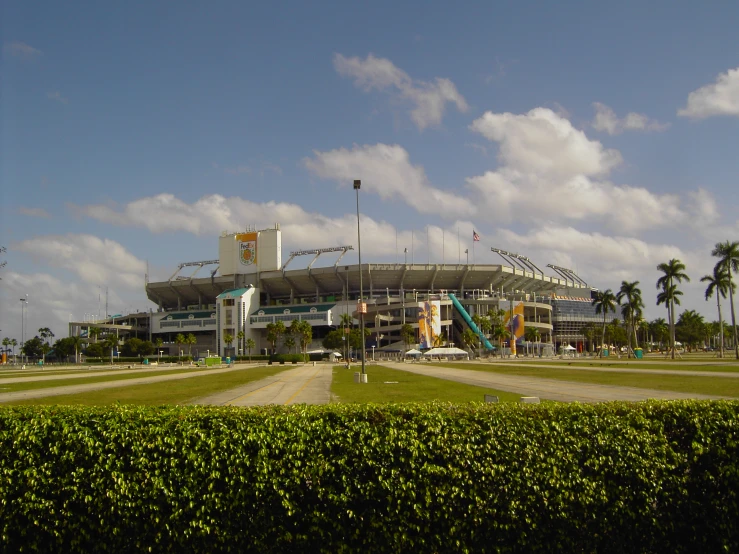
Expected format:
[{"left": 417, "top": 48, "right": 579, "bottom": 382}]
[{"left": 69, "top": 224, "right": 601, "bottom": 359}]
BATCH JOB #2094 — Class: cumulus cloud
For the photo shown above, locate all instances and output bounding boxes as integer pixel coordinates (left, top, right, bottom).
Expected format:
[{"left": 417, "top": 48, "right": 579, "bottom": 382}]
[
  {"left": 304, "top": 143, "right": 475, "bottom": 217},
  {"left": 3, "top": 41, "right": 42, "bottom": 58},
  {"left": 678, "top": 67, "right": 739, "bottom": 119},
  {"left": 19, "top": 207, "right": 50, "bottom": 218},
  {"left": 468, "top": 107, "right": 688, "bottom": 233},
  {"left": 13, "top": 234, "right": 147, "bottom": 290},
  {"left": 591, "top": 102, "right": 670, "bottom": 135},
  {"left": 470, "top": 107, "right": 622, "bottom": 177},
  {"left": 0, "top": 271, "right": 123, "bottom": 341},
  {"left": 333, "top": 53, "right": 468, "bottom": 130}
]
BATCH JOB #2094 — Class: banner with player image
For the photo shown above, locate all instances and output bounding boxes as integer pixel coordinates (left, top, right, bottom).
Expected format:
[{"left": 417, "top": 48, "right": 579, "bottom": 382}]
[{"left": 418, "top": 300, "right": 441, "bottom": 349}]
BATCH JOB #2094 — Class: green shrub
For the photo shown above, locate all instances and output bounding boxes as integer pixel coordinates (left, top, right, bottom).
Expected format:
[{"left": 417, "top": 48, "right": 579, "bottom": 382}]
[
  {"left": 0, "top": 401, "right": 737, "bottom": 552},
  {"left": 270, "top": 353, "right": 305, "bottom": 364}
]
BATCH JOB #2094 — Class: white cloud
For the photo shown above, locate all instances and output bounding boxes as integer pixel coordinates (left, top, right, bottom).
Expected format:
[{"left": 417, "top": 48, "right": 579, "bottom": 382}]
[
  {"left": 470, "top": 107, "right": 622, "bottom": 177},
  {"left": 467, "top": 107, "right": 689, "bottom": 233},
  {"left": 3, "top": 41, "right": 42, "bottom": 58},
  {"left": 678, "top": 67, "right": 739, "bottom": 119},
  {"left": 13, "top": 234, "right": 147, "bottom": 290},
  {"left": 47, "top": 91, "right": 68, "bottom": 104},
  {"left": 0, "top": 271, "right": 123, "bottom": 341},
  {"left": 591, "top": 102, "right": 670, "bottom": 135},
  {"left": 304, "top": 143, "right": 475, "bottom": 217},
  {"left": 333, "top": 53, "right": 468, "bottom": 130},
  {"left": 69, "top": 193, "right": 472, "bottom": 262},
  {"left": 19, "top": 207, "right": 51, "bottom": 218}
]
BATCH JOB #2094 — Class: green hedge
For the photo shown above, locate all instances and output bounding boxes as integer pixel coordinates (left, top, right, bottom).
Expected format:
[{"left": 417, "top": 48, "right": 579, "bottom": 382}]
[{"left": 1, "top": 401, "right": 738, "bottom": 552}]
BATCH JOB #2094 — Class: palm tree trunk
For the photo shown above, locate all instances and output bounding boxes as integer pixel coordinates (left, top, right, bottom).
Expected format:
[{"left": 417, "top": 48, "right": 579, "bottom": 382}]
[
  {"left": 626, "top": 313, "right": 632, "bottom": 358},
  {"left": 718, "top": 295, "right": 724, "bottom": 359},
  {"left": 670, "top": 299, "right": 676, "bottom": 360},
  {"left": 729, "top": 267, "right": 738, "bottom": 360},
  {"left": 601, "top": 314, "right": 606, "bottom": 358}
]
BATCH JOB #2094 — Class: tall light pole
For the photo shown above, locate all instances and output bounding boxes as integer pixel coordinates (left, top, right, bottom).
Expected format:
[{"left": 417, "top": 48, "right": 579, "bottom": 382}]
[
  {"left": 354, "top": 179, "right": 366, "bottom": 378},
  {"left": 20, "top": 295, "right": 28, "bottom": 364}
]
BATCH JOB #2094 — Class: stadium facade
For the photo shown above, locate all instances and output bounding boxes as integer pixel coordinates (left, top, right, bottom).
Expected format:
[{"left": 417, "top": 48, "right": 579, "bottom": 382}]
[{"left": 69, "top": 224, "right": 602, "bottom": 358}]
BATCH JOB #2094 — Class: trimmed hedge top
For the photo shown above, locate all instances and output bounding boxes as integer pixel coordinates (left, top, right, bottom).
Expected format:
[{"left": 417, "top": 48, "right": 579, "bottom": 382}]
[{"left": 1, "top": 401, "right": 738, "bottom": 553}]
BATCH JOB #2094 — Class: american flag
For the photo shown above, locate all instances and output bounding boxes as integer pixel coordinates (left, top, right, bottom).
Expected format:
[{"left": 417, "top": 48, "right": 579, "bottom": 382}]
[{"left": 473, "top": 230, "right": 480, "bottom": 242}]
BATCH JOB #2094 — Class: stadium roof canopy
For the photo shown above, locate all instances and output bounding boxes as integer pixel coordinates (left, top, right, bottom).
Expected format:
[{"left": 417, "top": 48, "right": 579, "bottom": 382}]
[{"left": 146, "top": 262, "right": 588, "bottom": 310}]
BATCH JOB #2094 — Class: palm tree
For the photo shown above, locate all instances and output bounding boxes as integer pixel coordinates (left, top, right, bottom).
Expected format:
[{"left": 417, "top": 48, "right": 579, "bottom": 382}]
[
  {"left": 701, "top": 263, "right": 733, "bottom": 358},
  {"left": 265, "top": 321, "right": 286, "bottom": 354},
  {"left": 712, "top": 241, "right": 739, "bottom": 359},
  {"left": 175, "top": 333, "right": 185, "bottom": 360},
  {"left": 656, "top": 259, "right": 690, "bottom": 360},
  {"left": 102, "top": 333, "right": 119, "bottom": 365},
  {"left": 38, "top": 327, "right": 55, "bottom": 364},
  {"left": 295, "top": 320, "right": 313, "bottom": 362},
  {"left": 154, "top": 337, "right": 163, "bottom": 360},
  {"left": 649, "top": 318, "right": 668, "bottom": 352},
  {"left": 284, "top": 336, "right": 296, "bottom": 354},
  {"left": 462, "top": 328, "right": 478, "bottom": 355},
  {"left": 617, "top": 281, "right": 643, "bottom": 358},
  {"left": 185, "top": 333, "right": 197, "bottom": 358},
  {"left": 524, "top": 326, "right": 541, "bottom": 355},
  {"left": 245, "top": 338, "right": 256, "bottom": 362},
  {"left": 88, "top": 327, "right": 101, "bottom": 343},
  {"left": 10, "top": 338, "right": 17, "bottom": 361},
  {"left": 592, "top": 289, "right": 617, "bottom": 358},
  {"left": 657, "top": 283, "right": 684, "bottom": 358},
  {"left": 70, "top": 335, "right": 83, "bottom": 364},
  {"left": 237, "top": 330, "right": 245, "bottom": 358},
  {"left": 1, "top": 337, "right": 9, "bottom": 363},
  {"left": 401, "top": 323, "right": 415, "bottom": 360},
  {"left": 223, "top": 333, "right": 234, "bottom": 356}
]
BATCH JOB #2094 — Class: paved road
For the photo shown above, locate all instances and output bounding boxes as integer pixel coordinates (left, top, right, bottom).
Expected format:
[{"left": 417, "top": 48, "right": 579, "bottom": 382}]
[
  {"left": 0, "top": 365, "right": 254, "bottom": 403},
  {"left": 194, "top": 365, "right": 333, "bottom": 406},
  {"left": 466, "top": 360, "right": 739, "bottom": 378},
  {"left": 381, "top": 362, "right": 732, "bottom": 402}
]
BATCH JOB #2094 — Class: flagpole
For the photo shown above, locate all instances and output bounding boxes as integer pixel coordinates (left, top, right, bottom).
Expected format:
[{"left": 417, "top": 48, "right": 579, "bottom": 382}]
[
  {"left": 442, "top": 229, "right": 445, "bottom": 265},
  {"left": 457, "top": 227, "right": 460, "bottom": 264}
]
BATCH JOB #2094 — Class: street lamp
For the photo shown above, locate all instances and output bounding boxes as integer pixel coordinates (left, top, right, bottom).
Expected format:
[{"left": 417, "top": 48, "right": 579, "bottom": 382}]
[
  {"left": 19, "top": 295, "right": 28, "bottom": 364},
  {"left": 371, "top": 345, "right": 375, "bottom": 361},
  {"left": 354, "top": 179, "right": 367, "bottom": 379}
]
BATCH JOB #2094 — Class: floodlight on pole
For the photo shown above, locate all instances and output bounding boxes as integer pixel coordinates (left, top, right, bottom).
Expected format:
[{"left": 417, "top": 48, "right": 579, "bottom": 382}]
[{"left": 354, "top": 179, "right": 366, "bottom": 378}]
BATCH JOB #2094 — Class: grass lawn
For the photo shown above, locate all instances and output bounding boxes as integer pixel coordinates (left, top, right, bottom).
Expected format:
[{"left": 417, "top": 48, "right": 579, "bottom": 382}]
[
  {"left": 4, "top": 365, "right": 288, "bottom": 406},
  {"left": 332, "top": 364, "right": 525, "bottom": 403},
  {"left": 0, "top": 367, "right": 212, "bottom": 393},
  {"left": 434, "top": 362, "right": 739, "bottom": 397}
]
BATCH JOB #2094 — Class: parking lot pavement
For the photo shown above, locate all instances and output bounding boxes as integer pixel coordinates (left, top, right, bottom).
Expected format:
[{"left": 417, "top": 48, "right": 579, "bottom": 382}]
[
  {"left": 194, "top": 364, "right": 333, "bottom": 406},
  {"left": 381, "top": 362, "right": 731, "bottom": 402}
]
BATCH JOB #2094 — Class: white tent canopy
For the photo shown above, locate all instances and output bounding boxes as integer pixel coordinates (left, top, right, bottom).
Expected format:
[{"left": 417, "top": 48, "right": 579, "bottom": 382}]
[
  {"left": 423, "top": 347, "right": 469, "bottom": 356},
  {"left": 405, "top": 348, "right": 422, "bottom": 355},
  {"left": 561, "top": 344, "right": 576, "bottom": 351}
]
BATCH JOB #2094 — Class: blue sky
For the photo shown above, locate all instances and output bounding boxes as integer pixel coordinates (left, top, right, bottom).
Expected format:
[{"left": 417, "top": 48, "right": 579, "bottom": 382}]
[{"left": 2, "top": 0, "right": 739, "bottom": 341}]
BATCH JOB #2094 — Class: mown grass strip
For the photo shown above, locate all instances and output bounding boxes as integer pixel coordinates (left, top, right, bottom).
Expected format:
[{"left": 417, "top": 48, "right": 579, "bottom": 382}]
[
  {"left": 5, "top": 364, "right": 289, "bottom": 406},
  {"left": 332, "top": 364, "right": 525, "bottom": 403},
  {"left": 0, "top": 367, "right": 213, "bottom": 393},
  {"left": 435, "top": 362, "right": 739, "bottom": 397}
]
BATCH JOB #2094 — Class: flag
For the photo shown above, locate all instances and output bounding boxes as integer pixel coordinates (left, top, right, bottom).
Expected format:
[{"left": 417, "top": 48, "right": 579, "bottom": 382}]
[{"left": 473, "top": 230, "right": 480, "bottom": 242}]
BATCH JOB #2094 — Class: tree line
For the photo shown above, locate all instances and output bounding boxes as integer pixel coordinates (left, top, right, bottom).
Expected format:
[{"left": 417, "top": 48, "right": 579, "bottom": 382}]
[{"left": 591, "top": 240, "right": 738, "bottom": 359}]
